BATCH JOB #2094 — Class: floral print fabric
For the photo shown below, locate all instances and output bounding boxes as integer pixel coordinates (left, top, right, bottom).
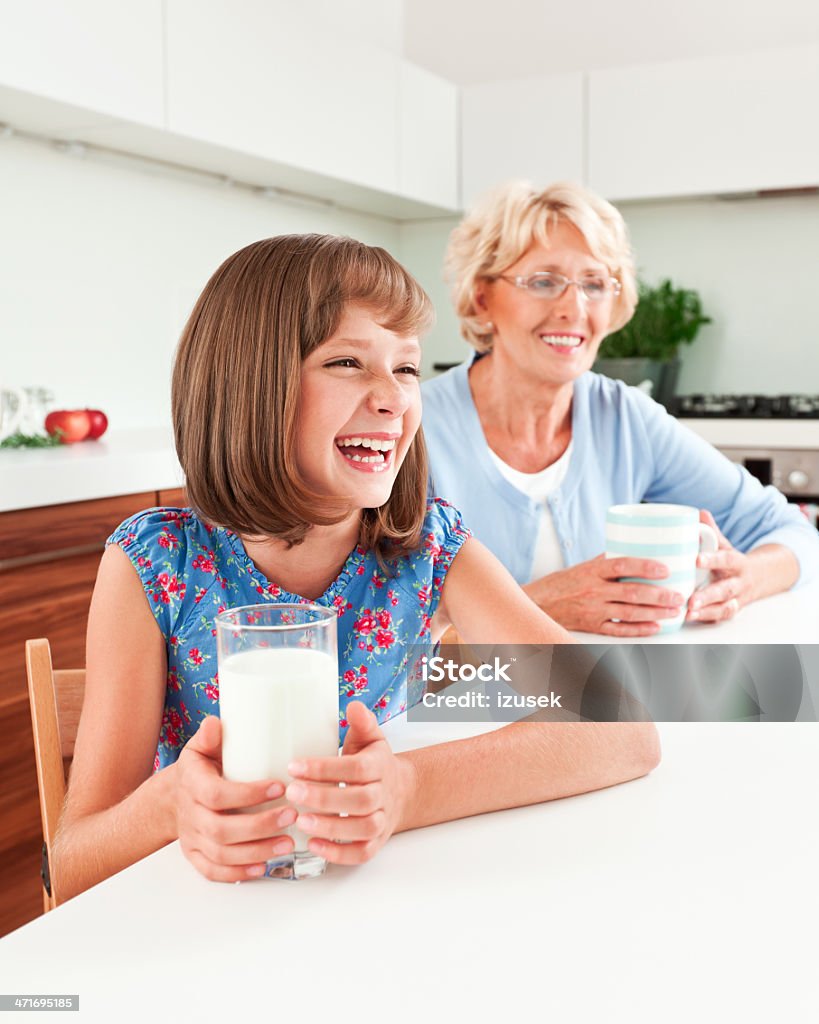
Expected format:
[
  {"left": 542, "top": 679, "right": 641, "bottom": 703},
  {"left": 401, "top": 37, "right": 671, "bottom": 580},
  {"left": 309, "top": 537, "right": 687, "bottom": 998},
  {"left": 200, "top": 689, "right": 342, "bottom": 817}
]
[{"left": 106, "top": 500, "right": 471, "bottom": 771}]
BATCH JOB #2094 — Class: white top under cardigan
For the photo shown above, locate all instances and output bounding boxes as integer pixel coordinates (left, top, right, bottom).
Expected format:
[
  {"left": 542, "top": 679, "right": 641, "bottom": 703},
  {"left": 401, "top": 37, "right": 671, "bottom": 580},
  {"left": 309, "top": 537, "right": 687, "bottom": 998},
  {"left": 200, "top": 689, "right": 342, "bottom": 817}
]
[{"left": 487, "top": 443, "right": 572, "bottom": 579}]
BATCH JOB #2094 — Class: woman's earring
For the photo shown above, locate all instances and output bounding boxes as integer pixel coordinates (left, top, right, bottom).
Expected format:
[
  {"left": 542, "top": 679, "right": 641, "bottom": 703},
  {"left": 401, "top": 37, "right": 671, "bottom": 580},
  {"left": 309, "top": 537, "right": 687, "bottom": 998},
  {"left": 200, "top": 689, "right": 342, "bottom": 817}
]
[{"left": 482, "top": 321, "right": 495, "bottom": 334}]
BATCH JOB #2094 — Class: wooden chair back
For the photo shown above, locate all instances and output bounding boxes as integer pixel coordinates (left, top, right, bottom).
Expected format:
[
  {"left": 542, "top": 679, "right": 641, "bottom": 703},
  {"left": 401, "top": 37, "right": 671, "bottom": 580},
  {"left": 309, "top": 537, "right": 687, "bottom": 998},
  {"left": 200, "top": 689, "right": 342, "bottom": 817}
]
[{"left": 25, "top": 638, "right": 85, "bottom": 912}]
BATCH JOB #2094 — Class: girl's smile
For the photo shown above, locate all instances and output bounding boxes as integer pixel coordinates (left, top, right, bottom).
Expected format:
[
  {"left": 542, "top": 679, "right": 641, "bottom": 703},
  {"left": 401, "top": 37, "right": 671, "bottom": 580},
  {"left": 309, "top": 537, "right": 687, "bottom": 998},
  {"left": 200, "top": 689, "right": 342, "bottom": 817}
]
[{"left": 334, "top": 432, "right": 400, "bottom": 473}]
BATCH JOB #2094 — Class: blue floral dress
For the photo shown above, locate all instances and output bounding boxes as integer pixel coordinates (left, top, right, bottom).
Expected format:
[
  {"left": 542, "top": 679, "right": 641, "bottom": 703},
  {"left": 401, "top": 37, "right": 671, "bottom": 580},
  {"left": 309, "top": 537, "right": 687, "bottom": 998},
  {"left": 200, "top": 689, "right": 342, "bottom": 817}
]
[{"left": 107, "top": 499, "right": 471, "bottom": 771}]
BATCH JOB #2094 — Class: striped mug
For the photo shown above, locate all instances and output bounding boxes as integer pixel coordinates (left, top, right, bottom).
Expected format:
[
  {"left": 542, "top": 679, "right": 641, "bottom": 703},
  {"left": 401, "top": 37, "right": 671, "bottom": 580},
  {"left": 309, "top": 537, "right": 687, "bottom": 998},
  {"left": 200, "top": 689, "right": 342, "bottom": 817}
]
[{"left": 605, "top": 504, "right": 719, "bottom": 633}]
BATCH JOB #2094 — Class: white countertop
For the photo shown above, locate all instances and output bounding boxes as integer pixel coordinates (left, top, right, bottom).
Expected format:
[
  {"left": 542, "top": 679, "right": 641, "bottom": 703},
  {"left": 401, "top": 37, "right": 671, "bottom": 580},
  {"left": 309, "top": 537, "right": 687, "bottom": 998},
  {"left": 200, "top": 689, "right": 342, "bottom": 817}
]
[
  {"left": 680, "top": 417, "right": 819, "bottom": 450},
  {"left": 2, "top": 419, "right": 818, "bottom": 514},
  {"left": 2, "top": 717, "right": 817, "bottom": 1022},
  {"left": 0, "top": 428, "right": 184, "bottom": 513}
]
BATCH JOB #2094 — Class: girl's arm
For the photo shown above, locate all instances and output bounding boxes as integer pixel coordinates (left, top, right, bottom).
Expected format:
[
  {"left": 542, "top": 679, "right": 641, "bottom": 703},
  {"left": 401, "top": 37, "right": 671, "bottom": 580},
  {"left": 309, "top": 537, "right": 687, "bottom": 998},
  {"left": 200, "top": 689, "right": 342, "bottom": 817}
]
[
  {"left": 53, "top": 546, "right": 296, "bottom": 901},
  {"left": 405, "top": 536, "right": 660, "bottom": 823},
  {"left": 431, "top": 536, "right": 575, "bottom": 645},
  {"left": 290, "top": 538, "right": 660, "bottom": 865}
]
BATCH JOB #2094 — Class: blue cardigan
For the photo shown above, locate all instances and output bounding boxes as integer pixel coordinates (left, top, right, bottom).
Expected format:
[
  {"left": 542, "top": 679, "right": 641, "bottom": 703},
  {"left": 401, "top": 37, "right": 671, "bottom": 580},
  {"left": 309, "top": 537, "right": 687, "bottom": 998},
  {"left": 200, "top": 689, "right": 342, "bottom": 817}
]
[{"left": 422, "top": 363, "right": 819, "bottom": 587}]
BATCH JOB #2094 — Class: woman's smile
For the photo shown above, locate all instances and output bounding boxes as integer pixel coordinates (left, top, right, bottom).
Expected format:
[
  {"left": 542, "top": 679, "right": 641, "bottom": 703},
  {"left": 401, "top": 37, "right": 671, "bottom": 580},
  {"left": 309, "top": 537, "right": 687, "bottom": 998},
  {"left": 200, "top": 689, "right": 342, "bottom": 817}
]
[{"left": 539, "top": 330, "right": 586, "bottom": 354}]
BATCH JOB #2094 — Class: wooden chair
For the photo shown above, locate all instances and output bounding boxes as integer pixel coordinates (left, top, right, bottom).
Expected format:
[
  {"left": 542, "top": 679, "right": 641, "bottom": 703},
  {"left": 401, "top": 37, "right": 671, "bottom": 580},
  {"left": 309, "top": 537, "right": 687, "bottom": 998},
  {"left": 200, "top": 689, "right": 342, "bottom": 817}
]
[{"left": 25, "top": 638, "right": 85, "bottom": 913}]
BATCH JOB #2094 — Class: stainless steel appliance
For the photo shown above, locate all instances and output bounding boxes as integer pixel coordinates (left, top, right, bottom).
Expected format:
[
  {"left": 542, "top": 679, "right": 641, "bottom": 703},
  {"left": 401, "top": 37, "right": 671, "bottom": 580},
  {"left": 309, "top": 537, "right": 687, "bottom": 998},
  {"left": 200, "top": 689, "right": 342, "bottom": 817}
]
[
  {"left": 673, "top": 394, "right": 819, "bottom": 524},
  {"left": 673, "top": 394, "right": 819, "bottom": 419}
]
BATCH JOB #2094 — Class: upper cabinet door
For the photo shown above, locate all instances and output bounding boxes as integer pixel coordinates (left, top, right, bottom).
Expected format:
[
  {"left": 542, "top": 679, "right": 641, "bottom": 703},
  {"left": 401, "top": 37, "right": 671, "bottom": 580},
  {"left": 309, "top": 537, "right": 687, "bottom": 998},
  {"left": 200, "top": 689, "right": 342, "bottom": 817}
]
[
  {"left": 165, "top": 0, "right": 399, "bottom": 195},
  {"left": 588, "top": 46, "right": 819, "bottom": 201},
  {"left": 0, "top": 0, "right": 164, "bottom": 126},
  {"left": 399, "top": 63, "right": 459, "bottom": 210},
  {"left": 461, "top": 74, "right": 585, "bottom": 209}
]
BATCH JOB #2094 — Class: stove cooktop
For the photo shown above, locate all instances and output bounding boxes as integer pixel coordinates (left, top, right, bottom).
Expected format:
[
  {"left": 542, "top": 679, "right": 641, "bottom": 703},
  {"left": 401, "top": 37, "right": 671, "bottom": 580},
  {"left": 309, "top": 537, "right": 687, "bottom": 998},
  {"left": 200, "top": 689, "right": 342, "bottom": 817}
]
[{"left": 672, "top": 394, "right": 819, "bottom": 419}]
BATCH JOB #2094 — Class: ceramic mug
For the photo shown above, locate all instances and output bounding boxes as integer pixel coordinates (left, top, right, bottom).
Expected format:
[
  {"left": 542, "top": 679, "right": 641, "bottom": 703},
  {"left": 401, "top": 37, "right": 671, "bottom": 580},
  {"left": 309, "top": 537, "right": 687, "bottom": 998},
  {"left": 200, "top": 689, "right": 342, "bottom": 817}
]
[{"left": 605, "top": 503, "right": 719, "bottom": 633}]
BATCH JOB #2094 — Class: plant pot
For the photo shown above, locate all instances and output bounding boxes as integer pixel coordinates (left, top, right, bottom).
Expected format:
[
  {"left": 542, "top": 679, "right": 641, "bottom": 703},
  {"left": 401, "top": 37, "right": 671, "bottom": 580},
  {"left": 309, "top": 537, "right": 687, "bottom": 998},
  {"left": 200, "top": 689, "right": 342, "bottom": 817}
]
[{"left": 593, "top": 357, "right": 680, "bottom": 410}]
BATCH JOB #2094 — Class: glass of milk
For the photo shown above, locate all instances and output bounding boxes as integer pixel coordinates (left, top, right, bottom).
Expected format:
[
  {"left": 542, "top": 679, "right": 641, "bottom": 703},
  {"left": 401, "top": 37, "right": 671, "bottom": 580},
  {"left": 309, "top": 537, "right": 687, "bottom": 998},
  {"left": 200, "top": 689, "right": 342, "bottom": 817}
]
[{"left": 215, "top": 603, "right": 339, "bottom": 880}]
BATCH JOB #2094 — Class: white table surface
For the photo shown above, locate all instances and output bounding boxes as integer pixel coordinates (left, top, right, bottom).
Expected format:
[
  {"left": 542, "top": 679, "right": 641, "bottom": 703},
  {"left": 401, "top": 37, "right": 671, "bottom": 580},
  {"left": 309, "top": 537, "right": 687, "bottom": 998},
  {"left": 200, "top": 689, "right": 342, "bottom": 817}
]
[{"left": 2, "top": 713, "right": 818, "bottom": 1023}]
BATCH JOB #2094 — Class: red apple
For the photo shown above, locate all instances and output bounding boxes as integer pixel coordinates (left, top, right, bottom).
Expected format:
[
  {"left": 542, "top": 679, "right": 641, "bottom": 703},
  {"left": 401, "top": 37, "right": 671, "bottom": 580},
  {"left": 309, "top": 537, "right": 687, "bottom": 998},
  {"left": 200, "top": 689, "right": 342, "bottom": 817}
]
[
  {"left": 44, "top": 409, "right": 92, "bottom": 444},
  {"left": 84, "top": 409, "right": 108, "bottom": 440}
]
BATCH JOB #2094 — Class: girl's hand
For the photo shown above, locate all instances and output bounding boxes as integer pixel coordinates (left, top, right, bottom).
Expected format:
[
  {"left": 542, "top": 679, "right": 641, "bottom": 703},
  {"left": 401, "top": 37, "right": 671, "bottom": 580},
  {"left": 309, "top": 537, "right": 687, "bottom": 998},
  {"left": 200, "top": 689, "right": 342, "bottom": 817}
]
[
  {"left": 285, "top": 701, "right": 416, "bottom": 866},
  {"left": 686, "top": 510, "right": 753, "bottom": 624},
  {"left": 174, "top": 716, "right": 296, "bottom": 881},
  {"left": 529, "top": 555, "right": 685, "bottom": 636}
]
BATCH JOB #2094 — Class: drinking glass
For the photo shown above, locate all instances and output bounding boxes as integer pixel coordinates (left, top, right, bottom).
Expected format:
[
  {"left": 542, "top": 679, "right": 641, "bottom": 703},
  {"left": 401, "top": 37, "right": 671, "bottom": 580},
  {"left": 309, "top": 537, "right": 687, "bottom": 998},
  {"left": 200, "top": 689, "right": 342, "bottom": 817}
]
[{"left": 215, "top": 604, "right": 338, "bottom": 879}]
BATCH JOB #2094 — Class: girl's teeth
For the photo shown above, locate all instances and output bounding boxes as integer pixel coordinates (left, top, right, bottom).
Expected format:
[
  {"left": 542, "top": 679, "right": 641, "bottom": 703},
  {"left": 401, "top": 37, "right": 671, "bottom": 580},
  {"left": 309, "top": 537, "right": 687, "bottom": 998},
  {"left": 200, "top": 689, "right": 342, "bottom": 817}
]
[
  {"left": 337, "top": 437, "right": 396, "bottom": 451},
  {"left": 338, "top": 447, "right": 390, "bottom": 471}
]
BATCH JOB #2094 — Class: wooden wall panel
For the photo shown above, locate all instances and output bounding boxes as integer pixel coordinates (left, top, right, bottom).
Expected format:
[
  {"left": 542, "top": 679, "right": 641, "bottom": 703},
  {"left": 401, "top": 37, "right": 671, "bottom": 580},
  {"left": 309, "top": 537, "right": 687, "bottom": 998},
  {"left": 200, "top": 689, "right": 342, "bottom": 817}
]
[
  {"left": 0, "top": 489, "right": 160, "bottom": 937},
  {"left": 1, "top": 551, "right": 103, "bottom": 706},
  {"left": 0, "top": 837, "right": 42, "bottom": 936},
  {"left": 0, "top": 492, "right": 156, "bottom": 562},
  {"left": 157, "top": 488, "right": 187, "bottom": 507}
]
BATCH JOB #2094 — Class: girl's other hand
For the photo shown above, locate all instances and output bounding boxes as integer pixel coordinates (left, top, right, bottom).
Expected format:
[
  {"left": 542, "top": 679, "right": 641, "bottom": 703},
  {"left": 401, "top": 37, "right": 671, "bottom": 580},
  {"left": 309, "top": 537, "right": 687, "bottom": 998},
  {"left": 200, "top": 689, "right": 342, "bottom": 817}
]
[
  {"left": 285, "top": 701, "right": 416, "bottom": 866},
  {"left": 686, "top": 509, "right": 753, "bottom": 623},
  {"left": 173, "top": 716, "right": 295, "bottom": 881},
  {"left": 528, "top": 555, "right": 685, "bottom": 636}
]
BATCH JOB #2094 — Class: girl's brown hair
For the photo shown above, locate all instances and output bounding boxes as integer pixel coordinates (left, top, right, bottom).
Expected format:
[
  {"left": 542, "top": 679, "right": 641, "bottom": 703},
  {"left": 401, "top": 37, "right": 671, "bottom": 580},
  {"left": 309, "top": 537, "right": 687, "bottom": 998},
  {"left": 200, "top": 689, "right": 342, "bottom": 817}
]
[{"left": 172, "top": 234, "right": 434, "bottom": 558}]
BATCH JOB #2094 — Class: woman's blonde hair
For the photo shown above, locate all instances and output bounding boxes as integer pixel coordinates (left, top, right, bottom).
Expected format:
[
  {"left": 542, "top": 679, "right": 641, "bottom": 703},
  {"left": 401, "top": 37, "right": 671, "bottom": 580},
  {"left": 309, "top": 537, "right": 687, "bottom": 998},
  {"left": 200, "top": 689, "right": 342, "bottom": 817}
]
[
  {"left": 172, "top": 234, "right": 434, "bottom": 558},
  {"left": 446, "top": 180, "right": 638, "bottom": 350}
]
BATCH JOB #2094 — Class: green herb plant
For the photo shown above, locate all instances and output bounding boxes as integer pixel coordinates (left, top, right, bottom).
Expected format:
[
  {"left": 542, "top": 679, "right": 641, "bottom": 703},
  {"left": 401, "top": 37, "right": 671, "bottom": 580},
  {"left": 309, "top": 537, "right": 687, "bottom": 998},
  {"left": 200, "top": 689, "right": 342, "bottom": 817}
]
[
  {"left": 0, "top": 431, "right": 62, "bottom": 449},
  {"left": 598, "top": 278, "right": 712, "bottom": 361}
]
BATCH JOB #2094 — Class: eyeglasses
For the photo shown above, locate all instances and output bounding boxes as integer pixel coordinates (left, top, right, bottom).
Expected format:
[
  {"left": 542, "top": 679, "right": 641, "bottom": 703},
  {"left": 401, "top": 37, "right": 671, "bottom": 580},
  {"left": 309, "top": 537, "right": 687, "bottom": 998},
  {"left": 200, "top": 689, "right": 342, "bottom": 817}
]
[{"left": 495, "top": 272, "right": 622, "bottom": 303}]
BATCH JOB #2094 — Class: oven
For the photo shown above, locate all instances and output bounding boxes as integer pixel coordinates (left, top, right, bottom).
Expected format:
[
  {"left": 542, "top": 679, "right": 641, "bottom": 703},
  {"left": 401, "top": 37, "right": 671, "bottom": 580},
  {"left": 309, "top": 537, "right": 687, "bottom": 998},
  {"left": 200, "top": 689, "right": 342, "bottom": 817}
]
[{"left": 673, "top": 394, "right": 819, "bottom": 529}]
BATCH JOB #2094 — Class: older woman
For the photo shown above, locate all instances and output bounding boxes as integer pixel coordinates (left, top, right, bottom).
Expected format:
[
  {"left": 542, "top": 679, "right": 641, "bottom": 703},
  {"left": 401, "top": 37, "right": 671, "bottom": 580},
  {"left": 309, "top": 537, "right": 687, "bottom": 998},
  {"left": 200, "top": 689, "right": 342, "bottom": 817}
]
[{"left": 422, "top": 181, "right": 819, "bottom": 636}]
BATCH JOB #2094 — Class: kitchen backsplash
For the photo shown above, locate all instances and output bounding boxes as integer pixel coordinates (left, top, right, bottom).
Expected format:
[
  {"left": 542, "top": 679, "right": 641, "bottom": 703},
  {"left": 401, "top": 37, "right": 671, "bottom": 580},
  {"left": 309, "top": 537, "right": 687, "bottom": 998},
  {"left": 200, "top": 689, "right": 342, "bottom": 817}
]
[
  {"left": 401, "top": 193, "right": 819, "bottom": 396},
  {"left": 3, "top": 131, "right": 818, "bottom": 434}
]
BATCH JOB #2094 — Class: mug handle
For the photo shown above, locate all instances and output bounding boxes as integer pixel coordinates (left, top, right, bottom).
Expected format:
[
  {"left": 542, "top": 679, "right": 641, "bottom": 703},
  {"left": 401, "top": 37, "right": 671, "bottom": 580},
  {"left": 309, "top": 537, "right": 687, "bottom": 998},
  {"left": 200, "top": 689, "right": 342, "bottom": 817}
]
[{"left": 695, "top": 523, "right": 719, "bottom": 591}]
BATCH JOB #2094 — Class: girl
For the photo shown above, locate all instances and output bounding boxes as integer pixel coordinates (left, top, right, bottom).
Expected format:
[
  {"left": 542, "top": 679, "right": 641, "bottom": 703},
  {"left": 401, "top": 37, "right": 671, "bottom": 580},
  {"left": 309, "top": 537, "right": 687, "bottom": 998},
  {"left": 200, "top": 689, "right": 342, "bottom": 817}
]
[{"left": 54, "top": 234, "right": 659, "bottom": 898}]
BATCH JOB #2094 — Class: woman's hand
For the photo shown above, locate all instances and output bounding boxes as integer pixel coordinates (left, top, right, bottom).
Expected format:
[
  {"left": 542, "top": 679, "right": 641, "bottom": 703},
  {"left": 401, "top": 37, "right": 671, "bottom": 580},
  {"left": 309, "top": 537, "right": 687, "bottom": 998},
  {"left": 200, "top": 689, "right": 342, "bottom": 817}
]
[
  {"left": 173, "top": 716, "right": 296, "bottom": 881},
  {"left": 285, "top": 701, "right": 416, "bottom": 866},
  {"left": 686, "top": 510, "right": 754, "bottom": 623},
  {"left": 526, "top": 555, "right": 685, "bottom": 636}
]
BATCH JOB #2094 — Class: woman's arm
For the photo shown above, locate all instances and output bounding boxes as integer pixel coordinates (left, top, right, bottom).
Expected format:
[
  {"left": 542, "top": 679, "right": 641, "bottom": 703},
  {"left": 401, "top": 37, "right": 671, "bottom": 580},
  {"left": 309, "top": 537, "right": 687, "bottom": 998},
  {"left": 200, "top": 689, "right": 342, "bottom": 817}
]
[
  {"left": 521, "top": 556, "right": 685, "bottom": 637},
  {"left": 289, "top": 538, "right": 660, "bottom": 865},
  {"left": 53, "top": 546, "right": 296, "bottom": 900}
]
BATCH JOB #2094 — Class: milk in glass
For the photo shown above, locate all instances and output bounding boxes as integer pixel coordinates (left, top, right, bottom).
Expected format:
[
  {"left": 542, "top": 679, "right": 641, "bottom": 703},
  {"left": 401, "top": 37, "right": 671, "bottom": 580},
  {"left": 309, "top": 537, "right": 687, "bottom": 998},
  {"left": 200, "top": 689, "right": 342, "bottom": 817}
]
[{"left": 220, "top": 647, "right": 339, "bottom": 851}]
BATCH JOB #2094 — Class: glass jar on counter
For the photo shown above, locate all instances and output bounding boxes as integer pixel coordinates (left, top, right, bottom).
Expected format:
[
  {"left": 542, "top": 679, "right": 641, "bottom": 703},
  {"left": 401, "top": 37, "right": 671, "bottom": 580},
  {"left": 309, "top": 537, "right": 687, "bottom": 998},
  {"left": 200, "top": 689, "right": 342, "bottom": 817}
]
[{"left": 0, "top": 387, "right": 55, "bottom": 441}]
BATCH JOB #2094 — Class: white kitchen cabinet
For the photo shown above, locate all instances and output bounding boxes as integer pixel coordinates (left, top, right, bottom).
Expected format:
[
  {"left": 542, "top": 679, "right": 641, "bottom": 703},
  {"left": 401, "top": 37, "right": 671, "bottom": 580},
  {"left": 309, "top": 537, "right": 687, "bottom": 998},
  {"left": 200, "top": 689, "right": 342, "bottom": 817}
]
[
  {"left": 0, "top": 0, "right": 164, "bottom": 129},
  {"left": 588, "top": 45, "right": 819, "bottom": 201},
  {"left": 461, "top": 73, "right": 585, "bottom": 208},
  {"left": 399, "top": 63, "right": 459, "bottom": 209},
  {"left": 165, "top": 0, "right": 399, "bottom": 195}
]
